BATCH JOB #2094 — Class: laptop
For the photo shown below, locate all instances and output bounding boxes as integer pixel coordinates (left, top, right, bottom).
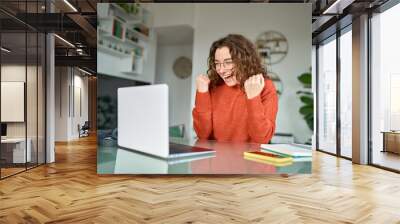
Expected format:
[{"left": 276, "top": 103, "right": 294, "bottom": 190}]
[
  {"left": 117, "top": 84, "right": 215, "bottom": 159},
  {"left": 114, "top": 147, "right": 215, "bottom": 174}
]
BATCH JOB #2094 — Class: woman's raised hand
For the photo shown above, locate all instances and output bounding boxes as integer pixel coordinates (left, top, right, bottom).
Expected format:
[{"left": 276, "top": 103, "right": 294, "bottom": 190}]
[
  {"left": 196, "top": 74, "right": 211, "bottom": 93},
  {"left": 244, "top": 74, "right": 265, "bottom": 99}
]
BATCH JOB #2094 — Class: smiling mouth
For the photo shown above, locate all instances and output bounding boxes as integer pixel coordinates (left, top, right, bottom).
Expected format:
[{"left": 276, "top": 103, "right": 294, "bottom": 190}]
[{"left": 223, "top": 74, "right": 233, "bottom": 79}]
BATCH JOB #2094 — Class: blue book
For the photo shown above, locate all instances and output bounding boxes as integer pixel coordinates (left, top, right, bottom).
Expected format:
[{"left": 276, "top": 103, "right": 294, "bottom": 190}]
[{"left": 260, "top": 144, "right": 312, "bottom": 158}]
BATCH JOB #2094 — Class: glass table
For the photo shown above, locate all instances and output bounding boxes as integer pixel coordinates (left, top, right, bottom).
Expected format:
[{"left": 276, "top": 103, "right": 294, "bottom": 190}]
[{"left": 97, "top": 138, "right": 312, "bottom": 174}]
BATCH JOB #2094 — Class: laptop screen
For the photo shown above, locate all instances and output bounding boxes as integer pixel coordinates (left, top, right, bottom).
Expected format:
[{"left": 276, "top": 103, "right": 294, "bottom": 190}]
[{"left": 118, "top": 84, "right": 170, "bottom": 158}]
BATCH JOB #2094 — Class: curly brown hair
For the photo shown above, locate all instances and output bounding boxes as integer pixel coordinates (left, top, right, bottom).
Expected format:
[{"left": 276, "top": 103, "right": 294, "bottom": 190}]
[{"left": 207, "top": 34, "right": 268, "bottom": 90}]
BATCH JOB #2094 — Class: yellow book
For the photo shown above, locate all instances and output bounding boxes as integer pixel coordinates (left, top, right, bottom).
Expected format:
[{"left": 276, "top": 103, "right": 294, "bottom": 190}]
[
  {"left": 244, "top": 155, "right": 293, "bottom": 167},
  {"left": 243, "top": 151, "right": 293, "bottom": 163}
]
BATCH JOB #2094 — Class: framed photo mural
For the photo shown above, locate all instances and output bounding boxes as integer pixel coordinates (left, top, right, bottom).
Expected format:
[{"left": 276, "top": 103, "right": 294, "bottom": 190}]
[{"left": 97, "top": 3, "right": 312, "bottom": 174}]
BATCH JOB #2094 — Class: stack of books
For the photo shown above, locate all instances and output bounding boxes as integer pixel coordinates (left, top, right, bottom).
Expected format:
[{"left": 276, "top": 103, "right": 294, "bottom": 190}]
[
  {"left": 243, "top": 144, "right": 312, "bottom": 167},
  {"left": 243, "top": 151, "right": 293, "bottom": 167},
  {"left": 243, "top": 151, "right": 292, "bottom": 162},
  {"left": 260, "top": 144, "right": 312, "bottom": 162}
]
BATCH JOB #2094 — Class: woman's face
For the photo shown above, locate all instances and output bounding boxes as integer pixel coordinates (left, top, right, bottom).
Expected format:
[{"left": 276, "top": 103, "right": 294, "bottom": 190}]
[{"left": 214, "top": 46, "right": 238, "bottom": 87}]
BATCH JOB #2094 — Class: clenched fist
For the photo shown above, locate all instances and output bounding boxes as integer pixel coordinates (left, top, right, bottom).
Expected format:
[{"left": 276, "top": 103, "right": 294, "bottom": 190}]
[
  {"left": 244, "top": 74, "right": 265, "bottom": 99},
  {"left": 196, "top": 74, "right": 211, "bottom": 93}
]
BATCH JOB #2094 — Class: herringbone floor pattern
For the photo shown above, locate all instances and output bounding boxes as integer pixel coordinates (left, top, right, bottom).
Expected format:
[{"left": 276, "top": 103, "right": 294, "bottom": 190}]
[{"left": 1, "top": 135, "right": 400, "bottom": 223}]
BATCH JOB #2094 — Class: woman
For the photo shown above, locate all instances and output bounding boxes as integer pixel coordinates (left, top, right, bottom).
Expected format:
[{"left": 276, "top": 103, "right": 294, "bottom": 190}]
[{"left": 192, "top": 34, "right": 278, "bottom": 144}]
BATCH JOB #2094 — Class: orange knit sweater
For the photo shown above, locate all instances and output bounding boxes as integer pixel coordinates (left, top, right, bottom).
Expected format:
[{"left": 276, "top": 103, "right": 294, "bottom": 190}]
[{"left": 192, "top": 79, "right": 278, "bottom": 144}]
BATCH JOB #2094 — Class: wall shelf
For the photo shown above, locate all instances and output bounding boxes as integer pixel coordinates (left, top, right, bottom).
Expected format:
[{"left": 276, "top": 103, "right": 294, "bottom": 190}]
[
  {"left": 97, "top": 3, "right": 154, "bottom": 83},
  {"left": 122, "top": 71, "right": 140, "bottom": 76},
  {"left": 102, "top": 34, "right": 124, "bottom": 44},
  {"left": 113, "top": 72, "right": 146, "bottom": 82},
  {"left": 98, "top": 45, "right": 130, "bottom": 58},
  {"left": 126, "top": 27, "right": 149, "bottom": 41},
  {"left": 99, "top": 29, "right": 143, "bottom": 50},
  {"left": 110, "top": 3, "right": 142, "bottom": 23},
  {"left": 98, "top": 28, "right": 109, "bottom": 35}
]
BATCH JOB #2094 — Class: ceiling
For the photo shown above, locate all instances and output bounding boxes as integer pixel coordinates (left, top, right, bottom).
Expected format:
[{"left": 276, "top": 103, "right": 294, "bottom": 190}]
[
  {"left": 0, "top": 0, "right": 393, "bottom": 72},
  {"left": 0, "top": 0, "right": 98, "bottom": 72},
  {"left": 311, "top": 0, "right": 389, "bottom": 43}
]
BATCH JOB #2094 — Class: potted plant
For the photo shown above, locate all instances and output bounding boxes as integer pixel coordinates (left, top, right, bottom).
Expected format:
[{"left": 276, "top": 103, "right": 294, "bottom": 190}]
[
  {"left": 297, "top": 70, "right": 313, "bottom": 144},
  {"left": 116, "top": 2, "right": 140, "bottom": 15}
]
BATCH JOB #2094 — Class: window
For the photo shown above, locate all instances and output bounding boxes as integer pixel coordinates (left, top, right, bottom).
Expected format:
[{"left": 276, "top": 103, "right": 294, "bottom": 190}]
[
  {"left": 317, "top": 36, "right": 337, "bottom": 154},
  {"left": 339, "top": 28, "right": 352, "bottom": 158},
  {"left": 0, "top": 1, "right": 47, "bottom": 179},
  {"left": 370, "top": 2, "right": 400, "bottom": 171}
]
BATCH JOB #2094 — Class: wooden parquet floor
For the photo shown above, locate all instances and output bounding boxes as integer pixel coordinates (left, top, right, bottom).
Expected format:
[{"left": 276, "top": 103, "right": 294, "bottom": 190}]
[{"left": 1, "top": 135, "right": 400, "bottom": 224}]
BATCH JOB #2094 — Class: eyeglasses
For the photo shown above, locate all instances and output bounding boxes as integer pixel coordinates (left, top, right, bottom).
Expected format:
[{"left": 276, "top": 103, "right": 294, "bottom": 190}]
[{"left": 214, "top": 61, "right": 234, "bottom": 69}]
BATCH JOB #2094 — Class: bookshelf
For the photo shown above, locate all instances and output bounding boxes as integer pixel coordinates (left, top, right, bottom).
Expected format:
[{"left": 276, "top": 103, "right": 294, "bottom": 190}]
[{"left": 97, "top": 3, "right": 154, "bottom": 82}]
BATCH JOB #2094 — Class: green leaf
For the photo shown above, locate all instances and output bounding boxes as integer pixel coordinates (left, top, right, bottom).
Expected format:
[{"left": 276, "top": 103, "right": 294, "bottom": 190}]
[
  {"left": 299, "top": 105, "right": 313, "bottom": 115},
  {"left": 304, "top": 113, "right": 313, "bottom": 120},
  {"left": 306, "top": 119, "right": 313, "bottom": 131},
  {"left": 296, "top": 90, "right": 312, "bottom": 95},
  {"left": 300, "top": 96, "right": 313, "bottom": 105},
  {"left": 298, "top": 73, "right": 312, "bottom": 86},
  {"left": 305, "top": 115, "right": 313, "bottom": 123},
  {"left": 297, "top": 70, "right": 314, "bottom": 131}
]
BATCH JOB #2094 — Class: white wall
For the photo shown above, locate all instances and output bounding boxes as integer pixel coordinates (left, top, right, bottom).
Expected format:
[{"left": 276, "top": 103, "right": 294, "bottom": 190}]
[
  {"left": 154, "top": 44, "right": 193, "bottom": 138},
  {"left": 55, "top": 67, "right": 89, "bottom": 141},
  {"left": 55, "top": 67, "right": 69, "bottom": 141},
  {"left": 189, "top": 4, "right": 312, "bottom": 143},
  {"left": 149, "top": 3, "right": 195, "bottom": 28},
  {"left": 72, "top": 74, "right": 89, "bottom": 138}
]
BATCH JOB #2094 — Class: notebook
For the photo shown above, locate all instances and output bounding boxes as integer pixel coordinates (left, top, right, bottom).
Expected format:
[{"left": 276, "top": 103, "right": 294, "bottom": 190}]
[
  {"left": 243, "top": 155, "right": 293, "bottom": 167},
  {"left": 260, "top": 144, "right": 312, "bottom": 157},
  {"left": 243, "top": 151, "right": 293, "bottom": 163}
]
